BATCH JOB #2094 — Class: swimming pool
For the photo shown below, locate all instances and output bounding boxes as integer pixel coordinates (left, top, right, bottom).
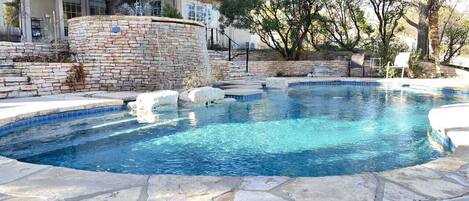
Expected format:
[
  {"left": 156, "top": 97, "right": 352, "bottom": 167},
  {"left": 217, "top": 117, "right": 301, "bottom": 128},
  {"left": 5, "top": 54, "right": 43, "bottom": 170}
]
[{"left": 0, "top": 84, "right": 467, "bottom": 177}]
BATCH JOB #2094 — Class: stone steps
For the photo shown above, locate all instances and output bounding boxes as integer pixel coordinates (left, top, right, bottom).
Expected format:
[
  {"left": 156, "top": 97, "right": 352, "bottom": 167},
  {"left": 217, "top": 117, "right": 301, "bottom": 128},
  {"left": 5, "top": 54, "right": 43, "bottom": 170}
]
[
  {"left": 0, "top": 84, "right": 38, "bottom": 99},
  {"left": 208, "top": 50, "right": 229, "bottom": 61},
  {"left": 227, "top": 61, "right": 255, "bottom": 80},
  {"left": 0, "top": 60, "right": 38, "bottom": 99},
  {"left": 0, "top": 63, "right": 14, "bottom": 69},
  {"left": 208, "top": 50, "right": 256, "bottom": 80},
  {"left": 0, "top": 69, "right": 22, "bottom": 77}
]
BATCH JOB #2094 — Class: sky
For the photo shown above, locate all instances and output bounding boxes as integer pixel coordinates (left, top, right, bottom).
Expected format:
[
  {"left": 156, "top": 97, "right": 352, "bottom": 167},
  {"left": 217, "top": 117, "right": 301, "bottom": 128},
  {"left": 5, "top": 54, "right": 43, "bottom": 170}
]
[{"left": 451, "top": 0, "right": 469, "bottom": 14}]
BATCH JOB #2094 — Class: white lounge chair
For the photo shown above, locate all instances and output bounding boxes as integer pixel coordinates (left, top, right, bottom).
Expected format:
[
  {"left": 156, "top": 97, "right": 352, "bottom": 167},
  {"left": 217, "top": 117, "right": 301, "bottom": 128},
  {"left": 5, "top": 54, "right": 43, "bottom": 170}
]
[{"left": 386, "top": 52, "right": 411, "bottom": 78}]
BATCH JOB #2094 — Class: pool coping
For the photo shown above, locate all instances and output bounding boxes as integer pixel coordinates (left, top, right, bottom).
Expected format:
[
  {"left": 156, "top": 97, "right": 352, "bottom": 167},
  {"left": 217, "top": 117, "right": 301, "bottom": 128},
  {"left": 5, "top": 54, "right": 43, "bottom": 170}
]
[{"left": 0, "top": 77, "right": 468, "bottom": 200}]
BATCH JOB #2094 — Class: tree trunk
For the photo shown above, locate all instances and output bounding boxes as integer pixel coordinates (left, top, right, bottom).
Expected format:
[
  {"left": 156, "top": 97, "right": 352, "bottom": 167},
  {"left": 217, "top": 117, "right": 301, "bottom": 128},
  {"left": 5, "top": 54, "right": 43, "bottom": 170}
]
[
  {"left": 428, "top": 0, "right": 441, "bottom": 77},
  {"left": 417, "top": 2, "right": 430, "bottom": 59}
]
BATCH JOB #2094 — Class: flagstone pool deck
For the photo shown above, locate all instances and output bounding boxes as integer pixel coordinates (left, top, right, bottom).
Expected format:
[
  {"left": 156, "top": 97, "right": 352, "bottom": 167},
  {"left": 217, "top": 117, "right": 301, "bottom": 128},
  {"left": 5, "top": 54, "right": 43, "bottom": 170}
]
[{"left": 0, "top": 77, "right": 468, "bottom": 200}]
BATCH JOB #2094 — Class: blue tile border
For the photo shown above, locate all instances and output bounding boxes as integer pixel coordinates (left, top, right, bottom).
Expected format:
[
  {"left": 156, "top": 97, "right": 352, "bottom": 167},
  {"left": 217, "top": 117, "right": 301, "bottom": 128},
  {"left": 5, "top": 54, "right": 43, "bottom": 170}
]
[
  {"left": 0, "top": 105, "right": 127, "bottom": 135},
  {"left": 288, "top": 81, "right": 382, "bottom": 87},
  {"left": 226, "top": 93, "right": 263, "bottom": 102},
  {"left": 401, "top": 85, "right": 469, "bottom": 96},
  {"left": 439, "top": 87, "right": 469, "bottom": 95},
  {"left": 286, "top": 81, "right": 469, "bottom": 95}
]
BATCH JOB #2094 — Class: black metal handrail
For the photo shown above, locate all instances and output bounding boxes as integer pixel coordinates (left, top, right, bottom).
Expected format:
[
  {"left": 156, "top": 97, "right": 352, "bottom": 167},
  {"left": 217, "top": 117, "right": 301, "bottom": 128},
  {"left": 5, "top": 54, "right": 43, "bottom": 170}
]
[{"left": 206, "top": 28, "right": 250, "bottom": 72}]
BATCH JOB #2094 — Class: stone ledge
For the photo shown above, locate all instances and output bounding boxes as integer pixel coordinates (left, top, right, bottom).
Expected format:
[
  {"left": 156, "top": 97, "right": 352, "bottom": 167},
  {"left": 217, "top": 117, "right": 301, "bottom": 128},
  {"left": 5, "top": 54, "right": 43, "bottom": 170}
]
[
  {"left": 68, "top": 15, "right": 205, "bottom": 27},
  {"left": 0, "top": 95, "right": 124, "bottom": 127}
]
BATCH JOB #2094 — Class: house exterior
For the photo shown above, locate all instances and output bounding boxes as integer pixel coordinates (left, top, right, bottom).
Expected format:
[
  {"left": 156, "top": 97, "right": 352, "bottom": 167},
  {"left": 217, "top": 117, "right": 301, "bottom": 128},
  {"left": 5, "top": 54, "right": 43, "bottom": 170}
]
[{"left": 0, "top": 0, "right": 256, "bottom": 48}]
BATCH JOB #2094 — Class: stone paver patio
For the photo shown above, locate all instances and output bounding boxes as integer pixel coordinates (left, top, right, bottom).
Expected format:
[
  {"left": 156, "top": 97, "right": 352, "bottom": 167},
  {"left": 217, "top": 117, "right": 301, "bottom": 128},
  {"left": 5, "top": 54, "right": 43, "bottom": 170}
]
[{"left": 0, "top": 77, "right": 468, "bottom": 200}]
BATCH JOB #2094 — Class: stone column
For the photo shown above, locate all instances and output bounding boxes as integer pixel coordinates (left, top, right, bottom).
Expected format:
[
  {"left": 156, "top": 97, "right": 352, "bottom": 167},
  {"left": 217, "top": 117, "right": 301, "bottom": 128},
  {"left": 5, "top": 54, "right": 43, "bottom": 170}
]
[
  {"left": 81, "top": 0, "right": 89, "bottom": 16},
  {"left": 20, "top": 0, "right": 32, "bottom": 42},
  {"left": 55, "top": 0, "right": 65, "bottom": 39}
]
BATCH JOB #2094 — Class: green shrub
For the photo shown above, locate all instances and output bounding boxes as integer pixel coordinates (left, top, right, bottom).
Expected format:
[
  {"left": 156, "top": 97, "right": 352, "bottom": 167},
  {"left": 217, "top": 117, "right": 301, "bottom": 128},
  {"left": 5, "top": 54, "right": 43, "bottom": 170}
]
[
  {"left": 408, "top": 49, "right": 424, "bottom": 78},
  {"left": 162, "top": 4, "right": 182, "bottom": 19}
]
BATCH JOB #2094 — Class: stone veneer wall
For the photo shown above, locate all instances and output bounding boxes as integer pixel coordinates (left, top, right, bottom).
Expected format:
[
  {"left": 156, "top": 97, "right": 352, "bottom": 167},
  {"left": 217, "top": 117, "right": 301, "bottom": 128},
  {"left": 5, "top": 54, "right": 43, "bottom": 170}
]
[
  {"left": 67, "top": 16, "right": 210, "bottom": 91},
  {"left": 0, "top": 42, "right": 68, "bottom": 60},
  {"left": 14, "top": 62, "right": 100, "bottom": 96},
  {"left": 208, "top": 50, "right": 230, "bottom": 81},
  {"left": 232, "top": 50, "right": 355, "bottom": 61},
  {"left": 242, "top": 60, "right": 349, "bottom": 77},
  {"left": 12, "top": 60, "right": 348, "bottom": 97}
]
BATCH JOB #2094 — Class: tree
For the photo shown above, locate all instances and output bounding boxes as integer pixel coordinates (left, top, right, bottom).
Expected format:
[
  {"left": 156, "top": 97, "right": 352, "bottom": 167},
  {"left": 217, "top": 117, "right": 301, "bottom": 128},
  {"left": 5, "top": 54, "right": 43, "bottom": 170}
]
[
  {"left": 3, "top": 0, "right": 20, "bottom": 27},
  {"left": 369, "top": 0, "right": 408, "bottom": 63},
  {"left": 219, "top": 0, "right": 322, "bottom": 60},
  {"left": 439, "top": 7, "right": 469, "bottom": 63},
  {"left": 403, "top": 0, "right": 430, "bottom": 59},
  {"left": 317, "top": 0, "right": 372, "bottom": 51},
  {"left": 162, "top": 4, "right": 183, "bottom": 19},
  {"left": 428, "top": 0, "right": 444, "bottom": 76}
]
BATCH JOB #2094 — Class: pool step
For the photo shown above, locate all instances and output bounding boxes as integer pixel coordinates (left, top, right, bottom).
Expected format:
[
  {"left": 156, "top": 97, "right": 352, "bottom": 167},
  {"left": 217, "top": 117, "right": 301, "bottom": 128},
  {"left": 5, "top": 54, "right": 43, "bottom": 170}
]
[{"left": 225, "top": 88, "right": 263, "bottom": 101}]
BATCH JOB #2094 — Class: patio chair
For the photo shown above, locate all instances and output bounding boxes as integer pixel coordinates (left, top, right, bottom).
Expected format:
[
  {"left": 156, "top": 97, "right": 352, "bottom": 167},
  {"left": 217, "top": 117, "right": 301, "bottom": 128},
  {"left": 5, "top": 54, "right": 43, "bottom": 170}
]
[
  {"left": 386, "top": 52, "right": 411, "bottom": 78},
  {"left": 348, "top": 53, "right": 365, "bottom": 77}
]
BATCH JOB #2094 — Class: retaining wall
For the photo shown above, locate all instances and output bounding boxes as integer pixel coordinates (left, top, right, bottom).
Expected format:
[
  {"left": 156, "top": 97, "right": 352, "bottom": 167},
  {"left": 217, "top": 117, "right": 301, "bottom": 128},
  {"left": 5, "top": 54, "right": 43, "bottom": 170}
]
[
  {"left": 0, "top": 42, "right": 68, "bottom": 60},
  {"left": 68, "top": 16, "right": 210, "bottom": 91},
  {"left": 242, "top": 60, "right": 349, "bottom": 77},
  {"left": 14, "top": 62, "right": 99, "bottom": 96}
]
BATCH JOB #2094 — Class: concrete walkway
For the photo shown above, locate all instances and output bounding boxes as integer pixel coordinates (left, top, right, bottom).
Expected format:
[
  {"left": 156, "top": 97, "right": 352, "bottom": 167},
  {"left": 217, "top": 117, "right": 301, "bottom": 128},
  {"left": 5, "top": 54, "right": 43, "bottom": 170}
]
[
  {"left": 0, "top": 94, "right": 124, "bottom": 126},
  {"left": 0, "top": 78, "right": 468, "bottom": 200}
]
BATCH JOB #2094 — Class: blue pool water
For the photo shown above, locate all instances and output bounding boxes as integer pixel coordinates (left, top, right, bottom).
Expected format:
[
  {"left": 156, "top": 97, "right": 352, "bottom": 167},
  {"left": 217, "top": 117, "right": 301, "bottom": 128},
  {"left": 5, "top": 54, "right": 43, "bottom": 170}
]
[{"left": 0, "top": 85, "right": 468, "bottom": 177}]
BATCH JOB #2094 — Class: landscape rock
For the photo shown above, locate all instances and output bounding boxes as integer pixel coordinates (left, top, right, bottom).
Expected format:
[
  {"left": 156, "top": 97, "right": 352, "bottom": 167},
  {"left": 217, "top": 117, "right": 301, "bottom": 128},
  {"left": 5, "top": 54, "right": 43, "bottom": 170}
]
[
  {"left": 275, "top": 174, "right": 377, "bottom": 201},
  {"left": 147, "top": 175, "right": 240, "bottom": 201},
  {"left": 266, "top": 78, "right": 289, "bottom": 89},
  {"left": 135, "top": 90, "right": 179, "bottom": 111},
  {"left": 180, "top": 87, "right": 225, "bottom": 104},
  {"left": 379, "top": 166, "right": 469, "bottom": 199}
]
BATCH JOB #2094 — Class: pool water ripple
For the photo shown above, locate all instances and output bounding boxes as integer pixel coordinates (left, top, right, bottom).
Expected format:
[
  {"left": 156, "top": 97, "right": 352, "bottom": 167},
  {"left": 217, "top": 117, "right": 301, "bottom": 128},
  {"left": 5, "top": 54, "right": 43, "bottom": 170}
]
[{"left": 0, "top": 85, "right": 468, "bottom": 177}]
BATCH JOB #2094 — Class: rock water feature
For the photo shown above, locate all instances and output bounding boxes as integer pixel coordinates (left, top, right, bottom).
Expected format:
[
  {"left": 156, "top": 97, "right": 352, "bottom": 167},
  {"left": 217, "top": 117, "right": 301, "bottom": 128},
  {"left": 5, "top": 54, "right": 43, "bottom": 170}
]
[
  {"left": 129, "top": 87, "right": 227, "bottom": 123},
  {"left": 179, "top": 87, "right": 225, "bottom": 104},
  {"left": 128, "top": 90, "right": 179, "bottom": 123},
  {"left": 68, "top": 16, "right": 211, "bottom": 91}
]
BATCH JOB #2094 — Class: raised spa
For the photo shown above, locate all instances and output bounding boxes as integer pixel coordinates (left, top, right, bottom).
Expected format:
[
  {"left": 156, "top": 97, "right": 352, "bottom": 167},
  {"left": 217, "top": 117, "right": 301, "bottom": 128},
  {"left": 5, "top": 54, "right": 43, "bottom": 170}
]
[{"left": 0, "top": 84, "right": 468, "bottom": 177}]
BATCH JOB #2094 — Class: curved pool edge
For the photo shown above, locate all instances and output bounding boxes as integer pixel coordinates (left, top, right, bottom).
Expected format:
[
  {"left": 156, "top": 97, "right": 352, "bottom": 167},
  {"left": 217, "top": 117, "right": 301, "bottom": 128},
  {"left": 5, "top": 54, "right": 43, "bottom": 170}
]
[{"left": 0, "top": 78, "right": 468, "bottom": 200}]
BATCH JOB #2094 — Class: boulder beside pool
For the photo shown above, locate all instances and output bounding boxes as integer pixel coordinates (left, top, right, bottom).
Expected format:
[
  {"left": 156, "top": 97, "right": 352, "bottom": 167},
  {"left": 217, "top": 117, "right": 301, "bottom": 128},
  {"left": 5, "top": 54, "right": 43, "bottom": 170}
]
[
  {"left": 266, "top": 77, "right": 289, "bottom": 89},
  {"left": 131, "top": 90, "right": 179, "bottom": 111},
  {"left": 180, "top": 87, "right": 225, "bottom": 104},
  {"left": 128, "top": 90, "right": 179, "bottom": 123}
]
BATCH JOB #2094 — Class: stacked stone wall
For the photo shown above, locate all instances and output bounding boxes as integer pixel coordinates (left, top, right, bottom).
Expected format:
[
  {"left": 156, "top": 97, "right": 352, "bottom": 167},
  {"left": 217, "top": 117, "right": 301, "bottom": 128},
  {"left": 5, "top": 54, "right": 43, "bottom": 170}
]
[
  {"left": 68, "top": 16, "right": 210, "bottom": 91},
  {"left": 232, "top": 50, "right": 355, "bottom": 61},
  {"left": 0, "top": 42, "right": 68, "bottom": 60},
  {"left": 241, "top": 60, "right": 349, "bottom": 77},
  {"left": 14, "top": 62, "right": 100, "bottom": 96}
]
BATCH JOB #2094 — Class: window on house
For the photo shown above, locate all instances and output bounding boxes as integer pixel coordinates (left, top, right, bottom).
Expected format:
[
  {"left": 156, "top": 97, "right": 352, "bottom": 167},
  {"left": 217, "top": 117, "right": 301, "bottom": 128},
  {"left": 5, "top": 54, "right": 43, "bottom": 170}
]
[
  {"left": 207, "top": 7, "right": 212, "bottom": 21},
  {"left": 63, "top": 0, "right": 82, "bottom": 36},
  {"left": 90, "top": 0, "right": 106, "bottom": 15},
  {"left": 196, "top": 5, "right": 205, "bottom": 22},
  {"left": 186, "top": 2, "right": 212, "bottom": 23},
  {"left": 188, "top": 4, "right": 196, "bottom": 21},
  {"left": 63, "top": 0, "right": 82, "bottom": 20},
  {"left": 150, "top": 1, "right": 162, "bottom": 16}
]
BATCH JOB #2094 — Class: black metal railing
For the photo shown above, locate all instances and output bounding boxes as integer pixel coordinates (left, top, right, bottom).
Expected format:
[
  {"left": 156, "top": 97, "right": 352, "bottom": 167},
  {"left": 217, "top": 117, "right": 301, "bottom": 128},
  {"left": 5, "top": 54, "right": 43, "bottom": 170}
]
[{"left": 206, "top": 28, "right": 250, "bottom": 72}]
